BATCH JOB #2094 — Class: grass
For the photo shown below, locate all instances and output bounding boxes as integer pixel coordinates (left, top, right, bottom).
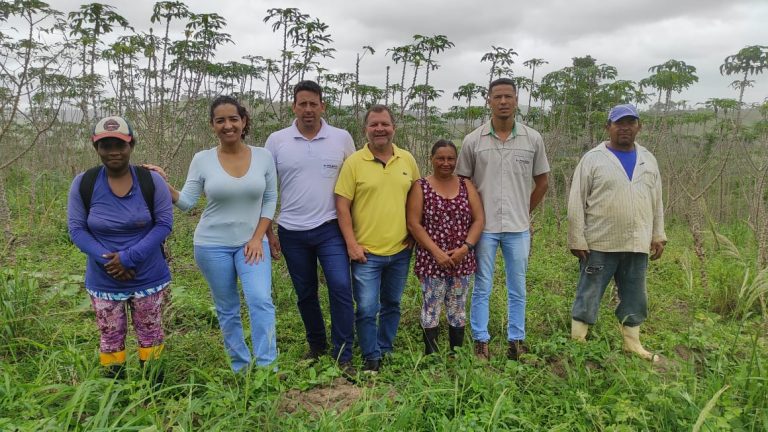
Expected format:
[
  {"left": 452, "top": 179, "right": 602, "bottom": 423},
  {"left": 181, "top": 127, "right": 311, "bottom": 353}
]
[{"left": 0, "top": 172, "right": 766, "bottom": 430}]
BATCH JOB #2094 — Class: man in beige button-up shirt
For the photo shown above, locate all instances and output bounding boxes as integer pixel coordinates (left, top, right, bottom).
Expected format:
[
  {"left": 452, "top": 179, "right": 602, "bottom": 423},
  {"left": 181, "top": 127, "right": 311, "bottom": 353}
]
[
  {"left": 456, "top": 78, "right": 550, "bottom": 362},
  {"left": 567, "top": 103, "right": 667, "bottom": 363}
]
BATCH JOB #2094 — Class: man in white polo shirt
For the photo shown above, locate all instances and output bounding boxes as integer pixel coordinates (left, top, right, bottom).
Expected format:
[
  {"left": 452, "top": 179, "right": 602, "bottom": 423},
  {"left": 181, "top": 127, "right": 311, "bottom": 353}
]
[
  {"left": 265, "top": 80, "right": 356, "bottom": 375},
  {"left": 568, "top": 103, "right": 666, "bottom": 362}
]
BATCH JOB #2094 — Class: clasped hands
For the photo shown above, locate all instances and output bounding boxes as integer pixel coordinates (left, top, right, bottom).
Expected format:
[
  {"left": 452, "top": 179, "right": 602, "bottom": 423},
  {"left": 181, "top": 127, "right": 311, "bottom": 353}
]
[{"left": 103, "top": 252, "right": 135, "bottom": 281}]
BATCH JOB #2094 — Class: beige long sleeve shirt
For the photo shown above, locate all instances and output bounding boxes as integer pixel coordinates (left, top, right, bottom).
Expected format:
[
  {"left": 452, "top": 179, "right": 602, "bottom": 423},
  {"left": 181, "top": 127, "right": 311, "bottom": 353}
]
[{"left": 567, "top": 142, "right": 667, "bottom": 253}]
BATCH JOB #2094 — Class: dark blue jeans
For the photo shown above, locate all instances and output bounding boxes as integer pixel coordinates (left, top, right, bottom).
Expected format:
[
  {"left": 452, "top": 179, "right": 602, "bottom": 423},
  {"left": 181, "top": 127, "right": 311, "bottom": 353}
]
[
  {"left": 571, "top": 251, "right": 649, "bottom": 327},
  {"left": 351, "top": 247, "right": 412, "bottom": 361},
  {"left": 278, "top": 220, "right": 354, "bottom": 363}
]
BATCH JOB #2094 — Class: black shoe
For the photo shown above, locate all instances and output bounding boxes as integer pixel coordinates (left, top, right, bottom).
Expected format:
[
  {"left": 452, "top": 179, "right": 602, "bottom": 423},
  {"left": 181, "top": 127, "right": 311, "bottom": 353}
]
[
  {"left": 301, "top": 346, "right": 327, "bottom": 362},
  {"left": 423, "top": 327, "right": 440, "bottom": 355},
  {"left": 339, "top": 361, "right": 357, "bottom": 383},
  {"left": 507, "top": 340, "right": 528, "bottom": 361},
  {"left": 104, "top": 364, "right": 126, "bottom": 380},
  {"left": 362, "top": 359, "right": 380, "bottom": 374},
  {"left": 448, "top": 325, "right": 465, "bottom": 355}
]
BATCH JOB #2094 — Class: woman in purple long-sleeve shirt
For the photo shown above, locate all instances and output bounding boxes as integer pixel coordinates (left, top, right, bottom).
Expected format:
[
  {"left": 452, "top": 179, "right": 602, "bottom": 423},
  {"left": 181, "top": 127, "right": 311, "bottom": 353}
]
[{"left": 67, "top": 116, "right": 173, "bottom": 379}]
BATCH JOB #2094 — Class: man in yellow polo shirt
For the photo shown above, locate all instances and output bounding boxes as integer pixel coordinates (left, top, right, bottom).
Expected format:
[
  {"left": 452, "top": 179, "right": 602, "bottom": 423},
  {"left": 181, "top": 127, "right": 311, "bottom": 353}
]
[{"left": 335, "top": 104, "right": 420, "bottom": 373}]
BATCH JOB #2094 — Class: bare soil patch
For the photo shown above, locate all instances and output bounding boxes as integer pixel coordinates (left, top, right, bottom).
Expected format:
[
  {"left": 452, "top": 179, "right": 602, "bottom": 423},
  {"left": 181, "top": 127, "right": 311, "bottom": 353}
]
[{"left": 279, "top": 377, "right": 362, "bottom": 416}]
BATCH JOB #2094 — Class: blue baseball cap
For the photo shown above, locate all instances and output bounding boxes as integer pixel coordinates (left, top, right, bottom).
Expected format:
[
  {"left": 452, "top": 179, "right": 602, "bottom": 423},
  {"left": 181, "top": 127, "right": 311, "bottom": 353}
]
[{"left": 608, "top": 104, "right": 639, "bottom": 122}]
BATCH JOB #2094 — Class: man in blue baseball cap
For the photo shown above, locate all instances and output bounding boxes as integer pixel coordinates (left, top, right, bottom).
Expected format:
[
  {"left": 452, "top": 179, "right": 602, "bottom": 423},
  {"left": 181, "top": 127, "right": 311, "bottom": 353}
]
[{"left": 566, "top": 103, "right": 667, "bottom": 362}]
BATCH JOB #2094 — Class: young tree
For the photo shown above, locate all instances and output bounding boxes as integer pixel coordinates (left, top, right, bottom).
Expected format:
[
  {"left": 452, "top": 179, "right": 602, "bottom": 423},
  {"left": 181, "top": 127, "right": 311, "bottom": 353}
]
[
  {"left": 641, "top": 59, "right": 698, "bottom": 113},
  {"left": 523, "top": 58, "right": 547, "bottom": 115},
  {"left": 412, "top": 34, "right": 453, "bottom": 142},
  {"left": 481, "top": 45, "right": 517, "bottom": 91},
  {"left": 386, "top": 43, "right": 420, "bottom": 117},
  {"left": 719, "top": 45, "right": 768, "bottom": 126},
  {"left": 150, "top": 1, "right": 191, "bottom": 123},
  {"left": 68, "top": 3, "right": 132, "bottom": 122},
  {"left": 353, "top": 46, "right": 375, "bottom": 121},
  {"left": 290, "top": 17, "right": 335, "bottom": 82},
  {"left": 0, "top": 0, "right": 73, "bottom": 240},
  {"left": 263, "top": 7, "right": 306, "bottom": 111},
  {"left": 453, "top": 82, "right": 486, "bottom": 132}
]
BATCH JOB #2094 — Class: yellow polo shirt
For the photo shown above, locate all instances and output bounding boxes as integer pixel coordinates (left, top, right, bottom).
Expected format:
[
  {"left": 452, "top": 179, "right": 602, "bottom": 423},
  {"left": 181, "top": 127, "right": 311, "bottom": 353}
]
[{"left": 335, "top": 143, "right": 420, "bottom": 256}]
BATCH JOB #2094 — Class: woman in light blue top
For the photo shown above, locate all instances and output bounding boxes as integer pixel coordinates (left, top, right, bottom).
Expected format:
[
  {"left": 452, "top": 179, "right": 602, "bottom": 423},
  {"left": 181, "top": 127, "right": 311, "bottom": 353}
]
[{"left": 148, "top": 96, "right": 278, "bottom": 371}]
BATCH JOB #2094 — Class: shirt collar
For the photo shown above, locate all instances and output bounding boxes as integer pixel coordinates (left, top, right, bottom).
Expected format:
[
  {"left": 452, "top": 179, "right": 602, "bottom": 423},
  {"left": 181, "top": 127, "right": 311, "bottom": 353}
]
[
  {"left": 290, "top": 118, "right": 329, "bottom": 140},
  {"left": 361, "top": 143, "right": 402, "bottom": 161},
  {"left": 482, "top": 120, "right": 519, "bottom": 138}
]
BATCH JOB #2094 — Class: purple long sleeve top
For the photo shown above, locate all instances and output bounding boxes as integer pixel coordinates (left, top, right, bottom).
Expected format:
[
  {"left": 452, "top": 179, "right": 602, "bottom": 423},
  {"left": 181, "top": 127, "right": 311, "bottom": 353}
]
[{"left": 67, "top": 166, "right": 173, "bottom": 294}]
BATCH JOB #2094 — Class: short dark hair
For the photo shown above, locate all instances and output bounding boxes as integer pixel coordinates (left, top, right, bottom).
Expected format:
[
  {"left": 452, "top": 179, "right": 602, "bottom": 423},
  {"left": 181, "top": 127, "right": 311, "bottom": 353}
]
[
  {"left": 294, "top": 80, "right": 323, "bottom": 103},
  {"left": 488, "top": 77, "right": 517, "bottom": 95},
  {"left": 363, "top": 104, "right": 395, "bottom": 126},
  {"left": 430, "top": 139, "right": 457, "bottom": 157},
  {"left": 209, "top": 95, "right": 251, "bottom": 139}
]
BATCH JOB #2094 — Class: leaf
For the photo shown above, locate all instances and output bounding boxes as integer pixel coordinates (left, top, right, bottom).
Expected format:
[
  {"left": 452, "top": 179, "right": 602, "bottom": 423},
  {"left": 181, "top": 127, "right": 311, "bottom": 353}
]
[{"left": 692, "top": 385, "right": 730, "bottom": 432}]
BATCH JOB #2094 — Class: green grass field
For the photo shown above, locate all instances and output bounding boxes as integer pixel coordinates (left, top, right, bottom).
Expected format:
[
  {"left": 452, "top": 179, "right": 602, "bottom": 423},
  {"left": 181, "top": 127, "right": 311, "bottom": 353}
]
[{"left": 1, "top": 172, "right": 766, "bottom": 431}]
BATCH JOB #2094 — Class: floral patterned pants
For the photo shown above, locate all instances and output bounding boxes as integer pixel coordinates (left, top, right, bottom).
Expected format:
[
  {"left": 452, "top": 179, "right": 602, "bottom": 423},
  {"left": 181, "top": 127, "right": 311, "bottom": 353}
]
[
  {"left": 90, "top": 289, "right": 166, "bottom": 354},
  {"left": 420, "top": 275, "right": 470, "bottom": 328}
]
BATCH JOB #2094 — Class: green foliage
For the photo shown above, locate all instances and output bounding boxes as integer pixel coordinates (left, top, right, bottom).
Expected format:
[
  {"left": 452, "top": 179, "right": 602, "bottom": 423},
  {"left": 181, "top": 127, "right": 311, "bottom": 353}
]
[
  {"left": 707, "top": 229, "right": 768, "bottom": 319},
  {"left": 1, "top": 184, "right": 766, "bottom": 430}
]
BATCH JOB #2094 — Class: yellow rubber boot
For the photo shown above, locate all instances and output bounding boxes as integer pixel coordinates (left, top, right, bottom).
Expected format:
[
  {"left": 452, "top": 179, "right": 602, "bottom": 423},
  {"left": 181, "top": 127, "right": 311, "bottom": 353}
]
[
  {"left": 100, "top": 350, "right": 127, "bottom": 379},
  {"left": 99, "top": 350, "right": 126, "bottom": 366},
  {"left": 571, "top": 319, "right": 589, "bottom": 342},
  {"left": 621, "top": 325, "right": 659, "bottom": 363},
  {"left": 138, "top": 344, "right": 165, "bottom": 362}
]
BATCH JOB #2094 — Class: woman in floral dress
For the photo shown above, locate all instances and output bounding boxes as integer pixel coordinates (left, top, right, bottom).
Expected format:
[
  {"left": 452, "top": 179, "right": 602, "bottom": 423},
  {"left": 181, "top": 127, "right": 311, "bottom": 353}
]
[{"left": 406, "top": 140, "right": 484, "bottom": 354}]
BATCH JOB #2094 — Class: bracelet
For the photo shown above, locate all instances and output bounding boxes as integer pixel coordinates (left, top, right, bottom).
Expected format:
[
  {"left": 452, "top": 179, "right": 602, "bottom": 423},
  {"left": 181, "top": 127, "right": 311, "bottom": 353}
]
[{"left": 463, "top": 241, "right": 475, "bottom": 251}]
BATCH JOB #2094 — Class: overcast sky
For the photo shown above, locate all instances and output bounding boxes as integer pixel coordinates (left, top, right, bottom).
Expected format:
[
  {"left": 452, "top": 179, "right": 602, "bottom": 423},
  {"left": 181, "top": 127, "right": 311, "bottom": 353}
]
[{"left": 51, "top": 0, "right": 768, "bottom": 110}]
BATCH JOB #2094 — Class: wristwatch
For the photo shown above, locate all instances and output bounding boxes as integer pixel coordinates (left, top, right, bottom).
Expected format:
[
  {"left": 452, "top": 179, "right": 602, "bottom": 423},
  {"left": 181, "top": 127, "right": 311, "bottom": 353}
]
[{"left": 463, "top": 241, "right": 475, "bottom": 251}]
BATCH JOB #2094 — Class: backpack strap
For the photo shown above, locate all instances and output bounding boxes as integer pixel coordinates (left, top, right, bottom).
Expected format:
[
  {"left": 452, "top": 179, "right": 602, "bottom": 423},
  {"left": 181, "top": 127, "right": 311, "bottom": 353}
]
[
  {"left": 78, "top": 166, "right": 102, "bottom": 216},
  {"left": 134, "top": 165, "right": 156, "bottom": 224},
  {"left": 134, "top": 165, "right": 167, "bottom": 259},
  {"left": 78, "top": 165, "right": 156, "bottom": 224}
]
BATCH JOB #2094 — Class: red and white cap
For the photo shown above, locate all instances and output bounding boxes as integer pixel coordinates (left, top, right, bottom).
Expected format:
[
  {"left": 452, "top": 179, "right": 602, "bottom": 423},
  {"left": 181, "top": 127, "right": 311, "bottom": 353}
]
[{"left": 92, "top": 116, "right": 134, "bottom": 142}]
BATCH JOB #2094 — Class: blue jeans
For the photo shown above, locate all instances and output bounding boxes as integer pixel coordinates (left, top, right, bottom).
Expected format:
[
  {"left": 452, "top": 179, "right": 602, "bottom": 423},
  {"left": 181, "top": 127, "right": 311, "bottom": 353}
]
[
  {"left": 351, "top": 247, "right": 412, "bottom": 361},
  {"left": 571, "top": 251, "right": 649, "bottom": 327},
  {"left": 194, "top": 241, "right": 276, "bottom": 371},
  {"left": 278, "top": 220, "right": 354, "bottom": 363},
  {"left": 471, "top": 231, "right": 530, "bottom": 342}
]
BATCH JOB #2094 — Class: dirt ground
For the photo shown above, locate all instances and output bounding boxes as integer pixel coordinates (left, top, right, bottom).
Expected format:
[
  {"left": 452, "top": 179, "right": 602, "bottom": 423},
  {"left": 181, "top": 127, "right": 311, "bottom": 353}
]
[{"left": 278, "top": 377, "right": 363, "bottom": 416}]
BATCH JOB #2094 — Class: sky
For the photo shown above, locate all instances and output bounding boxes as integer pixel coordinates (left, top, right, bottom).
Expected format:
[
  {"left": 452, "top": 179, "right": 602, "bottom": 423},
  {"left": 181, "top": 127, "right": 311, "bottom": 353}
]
[{"left": 48, "top": 0, "right": 768, "bottom": 110}]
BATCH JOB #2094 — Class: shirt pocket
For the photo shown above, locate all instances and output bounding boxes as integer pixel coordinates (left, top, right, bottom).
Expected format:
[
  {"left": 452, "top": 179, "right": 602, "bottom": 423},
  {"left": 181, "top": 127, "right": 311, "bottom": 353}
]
[
  {"left": 321, "top": 157, "right": 343, "bottom": 178},
  {"left": 512, "top": 149, "right": 534, "bottom": 176}
]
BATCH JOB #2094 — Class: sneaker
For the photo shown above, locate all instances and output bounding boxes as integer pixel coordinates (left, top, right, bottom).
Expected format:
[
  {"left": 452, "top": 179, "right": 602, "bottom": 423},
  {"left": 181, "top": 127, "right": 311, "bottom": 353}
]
[
  {"left": 362, "top": 359, "right": 380, "bottom": 374},
  {"left": 507, "top": 340, "right": 528, "bottom": 361},
  {"left": 474, "top": 341, "right": 490, "bottom": 361}
]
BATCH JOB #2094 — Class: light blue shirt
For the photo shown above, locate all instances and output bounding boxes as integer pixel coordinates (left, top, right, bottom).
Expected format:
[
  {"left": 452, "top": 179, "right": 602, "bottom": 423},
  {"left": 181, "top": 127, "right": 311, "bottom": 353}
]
[
  {"left": 265, "top": 119, "right": 355, "bottom": 231},
  {"left": 176, "top": 146, "right": 277, "bottom": 246}
]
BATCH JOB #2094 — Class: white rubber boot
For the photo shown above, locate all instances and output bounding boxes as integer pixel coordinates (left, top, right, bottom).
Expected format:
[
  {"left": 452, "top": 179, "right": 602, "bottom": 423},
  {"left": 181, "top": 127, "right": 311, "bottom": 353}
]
[
  {"left": 571, "top": 319, "right": 589, "bottom": 342},
  {"left": 621, "top": 325, "right": 659, "bottom": 363}
]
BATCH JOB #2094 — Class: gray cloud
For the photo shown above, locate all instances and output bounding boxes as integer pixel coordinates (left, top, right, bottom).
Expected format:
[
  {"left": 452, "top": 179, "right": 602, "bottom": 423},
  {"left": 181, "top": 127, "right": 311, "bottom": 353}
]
[{"left": 40, "top": 0, "right": 768, "bottom": 108}]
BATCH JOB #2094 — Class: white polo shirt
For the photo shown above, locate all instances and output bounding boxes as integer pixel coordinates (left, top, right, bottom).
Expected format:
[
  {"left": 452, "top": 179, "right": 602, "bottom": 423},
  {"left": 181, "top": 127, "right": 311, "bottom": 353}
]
[{"left": 265, "top": 119, "right": 356, "bottom": 231}]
